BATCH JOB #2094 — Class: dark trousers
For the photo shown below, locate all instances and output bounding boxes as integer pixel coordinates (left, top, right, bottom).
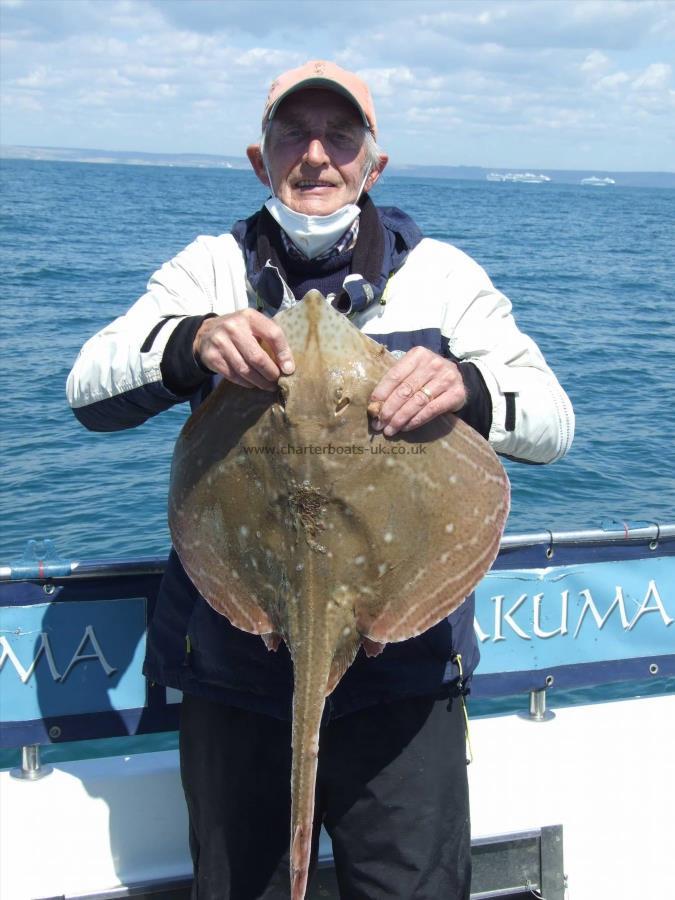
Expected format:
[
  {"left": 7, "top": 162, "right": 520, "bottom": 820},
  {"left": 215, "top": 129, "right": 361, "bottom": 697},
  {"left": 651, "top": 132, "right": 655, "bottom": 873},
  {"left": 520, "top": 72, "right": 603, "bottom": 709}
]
[{"left": 180, "top": 692, "right": 471, "bottom": 900}]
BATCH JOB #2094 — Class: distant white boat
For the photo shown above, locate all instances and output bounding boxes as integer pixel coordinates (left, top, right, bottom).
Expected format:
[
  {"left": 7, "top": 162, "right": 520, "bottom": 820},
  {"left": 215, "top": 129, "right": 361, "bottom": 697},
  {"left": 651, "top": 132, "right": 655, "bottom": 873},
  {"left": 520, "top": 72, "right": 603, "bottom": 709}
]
[
  {"left": 581, "top": 176, "right": 616, "bottom": 186},
  {"left": 486, "top": 172, "right": 551, "bottom": 183}
]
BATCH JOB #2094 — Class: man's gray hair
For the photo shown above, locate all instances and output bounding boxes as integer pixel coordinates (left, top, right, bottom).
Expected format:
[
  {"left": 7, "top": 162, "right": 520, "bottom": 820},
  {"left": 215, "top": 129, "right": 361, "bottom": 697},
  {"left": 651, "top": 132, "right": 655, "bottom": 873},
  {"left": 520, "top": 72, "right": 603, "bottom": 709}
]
[
  {"left": 260, "top": 124, "right": 384, "bottom": 181},
  {"left": 362, "top": 130, "right": 383, "bottom": 174}
]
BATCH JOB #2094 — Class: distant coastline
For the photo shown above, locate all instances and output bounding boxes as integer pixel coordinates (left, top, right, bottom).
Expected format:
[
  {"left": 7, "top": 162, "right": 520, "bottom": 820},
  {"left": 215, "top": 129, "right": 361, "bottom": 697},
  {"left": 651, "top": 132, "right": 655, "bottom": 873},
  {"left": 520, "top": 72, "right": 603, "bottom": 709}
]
[
  {"left": 0, "top": 144, "right": 247, "bottom": 171},
  {"left": 2, "top": 144, "right": 673, "bottom": 189}
]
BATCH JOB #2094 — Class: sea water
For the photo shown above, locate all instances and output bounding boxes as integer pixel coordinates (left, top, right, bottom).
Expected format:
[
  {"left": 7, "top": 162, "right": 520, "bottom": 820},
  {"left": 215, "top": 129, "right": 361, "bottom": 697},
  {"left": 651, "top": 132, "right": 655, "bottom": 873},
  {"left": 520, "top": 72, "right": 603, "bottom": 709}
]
[
  {"left": 1, "top": 159, "right": 673, "bottom": 763},
  {"left": 1, "top": 158, "right": 673, "bottom": 561}
]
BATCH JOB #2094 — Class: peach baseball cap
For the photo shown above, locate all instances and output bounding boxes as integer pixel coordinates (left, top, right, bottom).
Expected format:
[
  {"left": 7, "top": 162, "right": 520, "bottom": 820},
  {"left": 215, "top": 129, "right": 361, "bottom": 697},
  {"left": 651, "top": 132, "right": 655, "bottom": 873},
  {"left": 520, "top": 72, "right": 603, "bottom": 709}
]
[{"left": 263, "top": 60, "right": 377, "bottom": 137}]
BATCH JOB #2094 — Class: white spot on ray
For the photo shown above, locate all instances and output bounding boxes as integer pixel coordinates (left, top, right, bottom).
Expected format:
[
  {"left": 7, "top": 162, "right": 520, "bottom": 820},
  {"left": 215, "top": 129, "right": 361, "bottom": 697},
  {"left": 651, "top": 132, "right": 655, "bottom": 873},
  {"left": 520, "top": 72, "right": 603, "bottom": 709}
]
[
  {"left": 378, "top": 563, "right": 387, "bottom": 576},
  {"left": 445, "top": 523, "right": 454, "bottom": 534},
  {"left": 354, "top": 555, "right": 366, "bottom": 565},
  {"left": 383, "top": 532, "right": 393, "bottom": 543},
  {"left": 240, "top": 525, "right": 249, "bottom": 538}
]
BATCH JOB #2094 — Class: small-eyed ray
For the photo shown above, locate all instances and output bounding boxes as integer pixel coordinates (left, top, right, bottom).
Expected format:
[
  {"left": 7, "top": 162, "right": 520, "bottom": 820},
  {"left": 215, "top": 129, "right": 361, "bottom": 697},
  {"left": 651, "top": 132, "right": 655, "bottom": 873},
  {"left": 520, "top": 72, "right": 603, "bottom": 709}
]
[{"left": 169, "top": 290, "right": 510, "bottom": 900}]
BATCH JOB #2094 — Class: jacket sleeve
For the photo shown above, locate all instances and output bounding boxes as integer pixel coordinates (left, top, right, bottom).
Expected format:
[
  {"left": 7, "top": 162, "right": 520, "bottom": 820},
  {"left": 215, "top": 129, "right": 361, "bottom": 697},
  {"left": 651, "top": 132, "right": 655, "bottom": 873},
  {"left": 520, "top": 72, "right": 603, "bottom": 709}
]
[
  {"left": 66, "top": 235, "right": 241, "bottom": 432},
  {"left": 438, "top": 244, "right": 575, "bottom": 464}
]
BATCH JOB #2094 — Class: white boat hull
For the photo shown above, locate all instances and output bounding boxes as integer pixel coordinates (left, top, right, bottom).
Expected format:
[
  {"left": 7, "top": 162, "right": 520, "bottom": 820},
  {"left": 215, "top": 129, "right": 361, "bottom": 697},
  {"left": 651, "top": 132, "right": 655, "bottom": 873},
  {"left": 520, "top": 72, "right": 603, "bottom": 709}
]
[{"left": 3, "top": 693, "right": 673, "bottom": 899}]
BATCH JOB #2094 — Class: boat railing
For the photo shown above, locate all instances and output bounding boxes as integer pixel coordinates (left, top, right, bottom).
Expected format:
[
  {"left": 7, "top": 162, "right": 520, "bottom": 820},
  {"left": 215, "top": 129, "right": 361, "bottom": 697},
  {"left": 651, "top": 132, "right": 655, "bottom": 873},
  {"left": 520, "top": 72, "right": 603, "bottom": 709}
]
[{"left": 2, "top": 522, "right": 673, "bottom": 582}]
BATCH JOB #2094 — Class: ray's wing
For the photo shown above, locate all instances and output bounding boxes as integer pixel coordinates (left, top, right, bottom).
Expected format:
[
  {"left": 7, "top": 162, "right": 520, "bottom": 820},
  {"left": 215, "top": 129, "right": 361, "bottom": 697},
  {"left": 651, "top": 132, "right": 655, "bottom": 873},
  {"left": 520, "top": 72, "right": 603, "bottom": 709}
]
[
  {"left": 332, "top": 412, "right": 508, "bottom": 643},
  {"left": 168, "top": 381, "right": 285, "bottom": 635},
  {"left": 352, "top": 416, "right": 509, "bottom": 643}
]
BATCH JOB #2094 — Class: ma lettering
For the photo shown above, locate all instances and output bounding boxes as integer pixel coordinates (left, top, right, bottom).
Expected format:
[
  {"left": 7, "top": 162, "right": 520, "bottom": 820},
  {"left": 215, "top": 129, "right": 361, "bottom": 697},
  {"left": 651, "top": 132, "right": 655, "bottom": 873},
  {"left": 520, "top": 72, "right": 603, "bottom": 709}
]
[{"left": 0, "top": 626, "right": 117, "bottom": 683}]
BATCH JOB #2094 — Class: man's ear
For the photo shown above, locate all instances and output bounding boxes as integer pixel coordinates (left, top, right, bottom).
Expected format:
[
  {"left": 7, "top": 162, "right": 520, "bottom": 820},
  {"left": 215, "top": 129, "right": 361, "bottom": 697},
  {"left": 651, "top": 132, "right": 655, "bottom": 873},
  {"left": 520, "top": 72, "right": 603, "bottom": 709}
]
[
  {"left": 247, "top": 144, "right": 270, "bottom": 187},
  {"left": 364, "top": 154, "right": 389, "bottom": 193}
]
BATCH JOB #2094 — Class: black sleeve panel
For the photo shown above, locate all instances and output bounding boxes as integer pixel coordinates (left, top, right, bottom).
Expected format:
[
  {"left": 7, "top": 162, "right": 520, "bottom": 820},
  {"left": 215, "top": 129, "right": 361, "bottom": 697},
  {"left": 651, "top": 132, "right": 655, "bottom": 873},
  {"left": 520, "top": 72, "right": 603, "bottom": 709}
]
[
  {"left": 160, "top": 314, "right": 217, "bottom": 396},
  {"left": 141, "top": 315, "right": 182, "bottom": 352},
  {"left": 455, "top": 361, "right": 492, "bottom": 440},
  {"left": 70, "top": 382, "right": 185, "bottom": 432}
]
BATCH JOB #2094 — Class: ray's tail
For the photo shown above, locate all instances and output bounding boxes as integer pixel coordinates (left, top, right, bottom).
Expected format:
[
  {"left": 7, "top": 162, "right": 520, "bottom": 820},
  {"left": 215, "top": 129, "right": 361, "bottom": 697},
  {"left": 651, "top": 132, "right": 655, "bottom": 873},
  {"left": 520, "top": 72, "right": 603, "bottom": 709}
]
[{"left": 289, "top": 651, "right": 332, "bottom": 900}]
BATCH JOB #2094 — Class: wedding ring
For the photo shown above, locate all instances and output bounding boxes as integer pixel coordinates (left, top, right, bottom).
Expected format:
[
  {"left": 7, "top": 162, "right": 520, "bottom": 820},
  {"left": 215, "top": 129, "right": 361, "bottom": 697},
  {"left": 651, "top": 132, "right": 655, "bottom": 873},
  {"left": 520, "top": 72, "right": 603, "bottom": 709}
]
[{"left": 420, "top": 385, "right": 433, "bottom": 401}]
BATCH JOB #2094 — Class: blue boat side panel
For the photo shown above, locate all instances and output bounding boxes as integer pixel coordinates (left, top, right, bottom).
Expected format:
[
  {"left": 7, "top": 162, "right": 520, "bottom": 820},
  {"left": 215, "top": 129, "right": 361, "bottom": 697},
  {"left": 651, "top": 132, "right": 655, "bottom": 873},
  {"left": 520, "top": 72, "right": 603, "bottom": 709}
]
[
  {"left": 0, "top": 693, "right": 180, "bottom": 747},
  {"left": 474, "top": 556, "right": 674, "bottom": 674},
  {"left": 472, "top": 655, "right": 675, "bottom": 697},
  {"left": 0, "top": 572, "right": 172, "bottom": 748},
  {"left": 0, "top": 599, "right": 147, "bottom": 721},
  {"left": 0, "top": 538, "right": 673, "bottom": 747}
]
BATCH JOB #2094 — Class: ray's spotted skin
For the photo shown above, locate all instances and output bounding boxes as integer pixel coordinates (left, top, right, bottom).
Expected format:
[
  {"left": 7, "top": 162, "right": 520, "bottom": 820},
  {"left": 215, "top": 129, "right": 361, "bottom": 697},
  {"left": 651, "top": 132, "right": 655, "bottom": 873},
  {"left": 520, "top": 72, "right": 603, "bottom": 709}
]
[{"left": 168, "top": 290, "right": 510, "bottom": 900}]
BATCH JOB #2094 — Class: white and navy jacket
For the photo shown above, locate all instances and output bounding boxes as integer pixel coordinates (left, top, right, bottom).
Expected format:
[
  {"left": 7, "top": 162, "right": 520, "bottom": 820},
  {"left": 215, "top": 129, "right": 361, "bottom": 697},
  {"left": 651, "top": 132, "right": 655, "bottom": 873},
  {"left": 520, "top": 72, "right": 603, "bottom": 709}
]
[{"left": 67, "top": 204, "right": 574, "bottom": 719}]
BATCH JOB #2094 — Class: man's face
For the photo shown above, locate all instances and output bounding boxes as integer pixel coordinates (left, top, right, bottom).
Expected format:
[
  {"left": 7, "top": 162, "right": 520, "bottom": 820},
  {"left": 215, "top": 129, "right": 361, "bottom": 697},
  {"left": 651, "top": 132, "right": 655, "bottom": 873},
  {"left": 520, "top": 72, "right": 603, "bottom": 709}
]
[{"left": 254, "top": 89, "right": 381, "bottom": 216}]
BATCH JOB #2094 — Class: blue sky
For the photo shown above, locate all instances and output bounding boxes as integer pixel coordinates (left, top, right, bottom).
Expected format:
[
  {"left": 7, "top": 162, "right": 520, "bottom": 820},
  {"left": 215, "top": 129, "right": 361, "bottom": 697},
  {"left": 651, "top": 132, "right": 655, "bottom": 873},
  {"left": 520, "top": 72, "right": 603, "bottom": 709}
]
[{"left": 1, "top": 0, "right": 673, "bottom": 171}]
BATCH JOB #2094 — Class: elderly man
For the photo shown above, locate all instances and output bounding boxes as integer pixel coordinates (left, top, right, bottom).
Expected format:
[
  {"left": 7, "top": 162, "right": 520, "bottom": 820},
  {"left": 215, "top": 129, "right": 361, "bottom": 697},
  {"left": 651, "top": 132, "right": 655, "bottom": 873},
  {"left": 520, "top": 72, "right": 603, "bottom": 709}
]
[{"left": 67, "top": 61, "right": 574, "bottom": 900}]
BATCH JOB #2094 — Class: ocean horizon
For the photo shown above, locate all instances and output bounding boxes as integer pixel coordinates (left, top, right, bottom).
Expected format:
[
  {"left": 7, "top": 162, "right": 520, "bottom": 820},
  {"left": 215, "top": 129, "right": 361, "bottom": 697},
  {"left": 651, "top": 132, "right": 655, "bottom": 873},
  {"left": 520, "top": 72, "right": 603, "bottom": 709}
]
[{"left": 2, "top": 144, "right": 673, "bottom": 189}]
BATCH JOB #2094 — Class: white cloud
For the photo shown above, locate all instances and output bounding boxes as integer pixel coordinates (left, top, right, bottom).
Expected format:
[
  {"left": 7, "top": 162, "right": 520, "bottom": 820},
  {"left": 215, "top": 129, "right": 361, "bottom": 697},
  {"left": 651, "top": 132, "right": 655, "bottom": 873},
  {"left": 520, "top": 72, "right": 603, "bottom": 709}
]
[
  {"left": 595, "top": 71, "right": 632, "bottom": 91},
  {"left": 354, "top": 67, "right": 416, "bottom": 97},
  {"left": 632, "top": 62, "right": 672, "bottom": 90},
  {"left": 15, "top": 66, "right": 61, "bottom": 88},
  {"left": 416, "top": 0, "right": 672, "bottom": 51},
  {"left": 580, "top": 51, "right": 610, "bottom": 75}
]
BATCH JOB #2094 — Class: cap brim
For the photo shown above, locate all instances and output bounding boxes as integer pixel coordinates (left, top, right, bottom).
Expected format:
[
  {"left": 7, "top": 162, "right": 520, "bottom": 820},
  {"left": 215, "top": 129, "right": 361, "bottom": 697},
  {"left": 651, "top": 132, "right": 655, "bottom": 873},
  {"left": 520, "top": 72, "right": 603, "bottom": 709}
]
[{"left": 266, "top": 77, "right": 369, "bottom": 128}]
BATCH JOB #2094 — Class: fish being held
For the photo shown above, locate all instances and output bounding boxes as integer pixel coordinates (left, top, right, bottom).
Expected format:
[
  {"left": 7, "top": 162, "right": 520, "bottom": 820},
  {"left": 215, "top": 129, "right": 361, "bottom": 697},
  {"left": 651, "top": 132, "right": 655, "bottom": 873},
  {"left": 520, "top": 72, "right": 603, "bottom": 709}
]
[{"left": 168, "top": 290, "right": 510, "bottom": 900}]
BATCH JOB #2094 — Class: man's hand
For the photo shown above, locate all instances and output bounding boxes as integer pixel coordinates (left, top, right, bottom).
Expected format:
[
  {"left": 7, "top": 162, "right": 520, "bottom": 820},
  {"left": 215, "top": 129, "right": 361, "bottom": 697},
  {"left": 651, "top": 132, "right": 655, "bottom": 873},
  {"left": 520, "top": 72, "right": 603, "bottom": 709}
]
[
  {"left": 368, "top": 347, "right": 467, "bottom": 436},
  {"left": 193, "top": 309, "right": 295, "bottom": 390}
]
